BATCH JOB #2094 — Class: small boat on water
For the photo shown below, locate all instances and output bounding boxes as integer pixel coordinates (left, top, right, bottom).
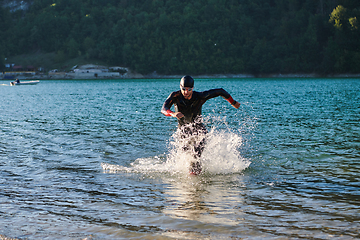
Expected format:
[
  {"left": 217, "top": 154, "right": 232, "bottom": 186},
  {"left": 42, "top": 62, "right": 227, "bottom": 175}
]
[{"left": 10, "top": 80, "right": 40, "bottom": 86}]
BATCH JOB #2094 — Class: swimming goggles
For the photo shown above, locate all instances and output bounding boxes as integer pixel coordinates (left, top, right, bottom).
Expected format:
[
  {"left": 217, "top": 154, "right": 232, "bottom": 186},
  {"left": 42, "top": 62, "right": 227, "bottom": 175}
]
[{"left": 180, "top": 87, "right": 193, "bottom": 91}]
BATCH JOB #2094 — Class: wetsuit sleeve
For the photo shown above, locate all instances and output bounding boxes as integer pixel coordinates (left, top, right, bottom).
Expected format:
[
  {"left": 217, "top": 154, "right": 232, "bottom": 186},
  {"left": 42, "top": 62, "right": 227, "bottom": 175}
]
[
  {"left": 202, "top": 88, "right": 236, "bottom": 104},
  {"left": 161, "top": 92, "right": 176, "bottom": 116}
]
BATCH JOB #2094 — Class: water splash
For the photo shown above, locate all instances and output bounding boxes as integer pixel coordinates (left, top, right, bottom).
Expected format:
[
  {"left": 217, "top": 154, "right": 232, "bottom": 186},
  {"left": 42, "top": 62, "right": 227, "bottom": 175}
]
[
  {"left": 102, "top": 116, "right": 251, "bottom": 175},
  {"left": 101, "top": 155, "right": 169, "bottom": 174},
  {"left": 202, "top": 126, "right": 250, "bottom": 174}
]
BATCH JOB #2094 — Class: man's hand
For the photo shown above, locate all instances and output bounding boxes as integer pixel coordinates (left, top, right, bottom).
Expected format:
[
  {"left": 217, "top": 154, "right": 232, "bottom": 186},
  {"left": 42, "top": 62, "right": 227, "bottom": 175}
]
[
  {"left": 171, "top": 112, "right": 184, "bottom": 119},
  {"left": 232, "top": 101, "right": 240, "bottom": 109}
]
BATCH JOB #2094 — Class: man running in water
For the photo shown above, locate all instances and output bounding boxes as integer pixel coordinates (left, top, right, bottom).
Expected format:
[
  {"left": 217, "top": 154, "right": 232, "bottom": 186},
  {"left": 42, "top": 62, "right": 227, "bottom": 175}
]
[{"left": 161, "top": 75, "right": 240, "bottom": 174}]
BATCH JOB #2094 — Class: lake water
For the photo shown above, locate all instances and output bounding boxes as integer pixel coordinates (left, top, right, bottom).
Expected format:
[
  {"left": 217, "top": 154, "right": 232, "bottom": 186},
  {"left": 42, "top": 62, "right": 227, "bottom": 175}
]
[{"left": 0, "top": 78, "right": 359, "bottom": 239}]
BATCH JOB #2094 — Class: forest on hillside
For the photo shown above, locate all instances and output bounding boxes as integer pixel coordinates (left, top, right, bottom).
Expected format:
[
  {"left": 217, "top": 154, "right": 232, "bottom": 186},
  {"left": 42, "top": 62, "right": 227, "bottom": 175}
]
[{"left": 1, "top": 0, "right": 360, "bottom": 75}]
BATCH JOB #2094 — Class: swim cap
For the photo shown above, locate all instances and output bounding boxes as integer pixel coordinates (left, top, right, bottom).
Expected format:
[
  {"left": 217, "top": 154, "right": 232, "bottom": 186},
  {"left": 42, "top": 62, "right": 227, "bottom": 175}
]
[{"left": 180, "top": 75, "right": 194, "bottom": 88}]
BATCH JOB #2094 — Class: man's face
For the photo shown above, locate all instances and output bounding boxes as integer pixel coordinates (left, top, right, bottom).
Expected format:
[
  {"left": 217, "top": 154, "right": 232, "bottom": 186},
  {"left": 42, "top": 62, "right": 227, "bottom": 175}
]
[{"left": 180, "top": 85, "right": 193, "bottom": 99}]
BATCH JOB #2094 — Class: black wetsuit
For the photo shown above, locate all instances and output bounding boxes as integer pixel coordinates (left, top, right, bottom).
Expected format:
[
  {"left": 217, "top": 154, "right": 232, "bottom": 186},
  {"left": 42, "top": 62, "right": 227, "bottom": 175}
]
[{"left": 161, "top": 88, "right": 233, "bottom": 158}]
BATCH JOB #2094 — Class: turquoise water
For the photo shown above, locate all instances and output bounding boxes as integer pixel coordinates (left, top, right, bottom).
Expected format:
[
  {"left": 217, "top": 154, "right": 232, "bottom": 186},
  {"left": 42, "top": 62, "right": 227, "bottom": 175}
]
[{"left": 0, "top": 78, "right": 359, "bottom": 239}]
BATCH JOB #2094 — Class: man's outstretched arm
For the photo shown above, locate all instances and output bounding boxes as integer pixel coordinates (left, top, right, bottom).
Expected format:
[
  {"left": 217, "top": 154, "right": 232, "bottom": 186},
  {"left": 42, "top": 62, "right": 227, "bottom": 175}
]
[{"left": 203, "top": 88, "right": 240, "bottom": 109}]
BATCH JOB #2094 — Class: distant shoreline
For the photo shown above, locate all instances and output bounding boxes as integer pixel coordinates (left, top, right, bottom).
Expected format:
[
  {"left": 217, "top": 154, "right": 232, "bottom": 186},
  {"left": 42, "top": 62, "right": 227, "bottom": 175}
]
[
  {"left": 3, "top": 64, "right": 360, "bottom": 80},
  {"left": 2, "top": 72, "right": 360, "bottom": 80},
  {"left": 144, "top": 73, "right": 360, "bottom": 79}
]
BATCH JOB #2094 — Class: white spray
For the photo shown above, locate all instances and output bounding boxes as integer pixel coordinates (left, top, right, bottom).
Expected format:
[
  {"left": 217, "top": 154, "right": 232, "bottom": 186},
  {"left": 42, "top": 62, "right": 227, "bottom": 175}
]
[{"left": 102, "top": 115, "right": 251, "bottom": 175}]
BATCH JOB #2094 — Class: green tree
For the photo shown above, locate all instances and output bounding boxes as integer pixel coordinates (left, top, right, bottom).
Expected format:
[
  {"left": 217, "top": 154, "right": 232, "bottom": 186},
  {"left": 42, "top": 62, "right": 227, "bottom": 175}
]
[{"left": 330, "top": 5, "right": 347, "bottom": 30}]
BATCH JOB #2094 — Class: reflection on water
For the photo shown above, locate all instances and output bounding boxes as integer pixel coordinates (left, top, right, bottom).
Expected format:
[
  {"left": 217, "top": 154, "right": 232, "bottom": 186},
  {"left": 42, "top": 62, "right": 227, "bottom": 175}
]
[{"left": 163, "top": 175, "right": 245, "bottom": 225}]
